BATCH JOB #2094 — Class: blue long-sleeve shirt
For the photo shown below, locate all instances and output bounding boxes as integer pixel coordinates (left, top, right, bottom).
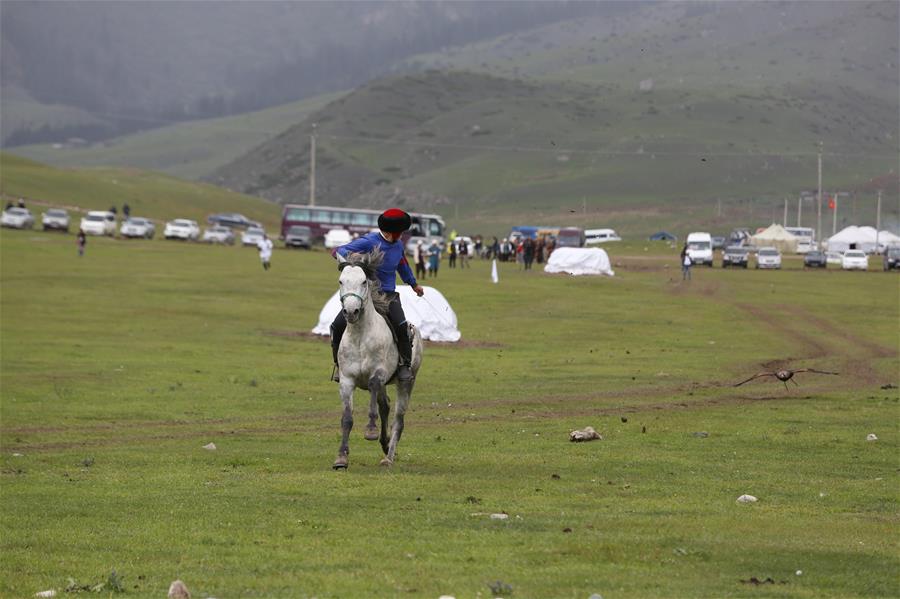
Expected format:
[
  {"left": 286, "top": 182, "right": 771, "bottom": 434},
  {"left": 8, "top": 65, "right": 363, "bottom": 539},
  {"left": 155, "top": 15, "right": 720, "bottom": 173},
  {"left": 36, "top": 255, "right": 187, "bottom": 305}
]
[{"left": 333, "top": 232, "right": 417, "bottom": 292}]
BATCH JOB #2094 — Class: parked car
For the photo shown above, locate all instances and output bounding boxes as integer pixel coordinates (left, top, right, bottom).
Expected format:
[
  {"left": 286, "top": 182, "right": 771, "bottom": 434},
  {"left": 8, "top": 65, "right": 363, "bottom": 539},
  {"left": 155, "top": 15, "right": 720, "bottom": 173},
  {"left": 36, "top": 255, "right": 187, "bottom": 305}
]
[
  {"left": 585, "top": 228, "right": 622, "bottom": 245},
  {"left": 712, "top": 236, "right": 727, "bottom": 250},
  {"left": 686, "top": 232, "right": 714, "bottom": 266},
  {"left": 164, "top": 219, "right": 200, "bottom": 241},
  {"left": 202, "top": 225, "right": 235, "bottom": 245},
  {"left": 2, "top": 207, "right": 35, "bottom": 230},
  {"left": 41, "top": 208, "right": 70, "bottom": 232},
  {"left": 721, "top": 245, "right": 749, "bottom": 268},
  {"left": 324, "top": 228, "right": 352, "bottom": 249},
  {"left": 284, "top": 225, "right": 312, "bottom": 249},
  {"left": 755, "top": 247, "right": 782, "bottom": 269},
  {"left": 883, "top": 246, "right": 900, "bottom": 271},
  {"left": 241, "top": 226, "right": 266, "bottom": 247},
  {"left": 207, "top": 213, "right": 260, "bottom": 229},
  {"left": 120, "top": 217, "right": 155, "bottom": 239},
  {"left": 80, "top": 210, "right": 116, "bottom": 236},
  {"left": 825, "top": 251, "right": 843, "bottom": 266},
  {"left": 841, "top": 250, "right": 868, "bottom": 271},
  {"left": 803, "top": 250, "right": 827, "bottom": 268}
]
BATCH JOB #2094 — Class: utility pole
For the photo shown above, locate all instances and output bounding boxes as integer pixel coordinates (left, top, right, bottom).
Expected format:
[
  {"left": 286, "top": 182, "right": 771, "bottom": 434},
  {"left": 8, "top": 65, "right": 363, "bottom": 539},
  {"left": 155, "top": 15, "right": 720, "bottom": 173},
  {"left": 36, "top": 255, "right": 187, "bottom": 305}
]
[
  {"left": 832, "top": 193, "right": 838, "bottom": 236},
  {"left": 309, "top": 123, "right": 317, "bottom": 207},
  {"left": 783, "top": 198, "right": 788, "bottom": 226},
  {"left": 876, "top": 190, "right": 882, "bottom": 252},
  {"left": 816, "top": 143, "right": 823, "bottom": 248},
  {"left": 797, "top": 195, "right": 802, "bottom": 227}
]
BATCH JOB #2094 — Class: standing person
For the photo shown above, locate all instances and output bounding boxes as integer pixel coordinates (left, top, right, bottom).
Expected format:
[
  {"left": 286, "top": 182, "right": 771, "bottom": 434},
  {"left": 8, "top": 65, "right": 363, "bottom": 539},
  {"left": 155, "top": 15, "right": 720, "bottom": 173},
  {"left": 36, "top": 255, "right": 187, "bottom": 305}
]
[
  {"left": 122, "top": 203, "right": 131, "bottom": 218},
  {"left": 5, "top": 200, "right": 13, "bottom": 210},
  {"left": 491, "top": 236, "right": 500, "bottom": 260},
  {"left": 329, "top": 208, "right": 425, "bottom": 382},
  {"left": 77, "top": 228, "right": 87, "bottom": 257},
  {"left": 257, "top": 234, "right": 274, "bottom": 270},
  {"left": 458, "top": 238, "right": 470, "bottom": 268},
  {"left": 428, "top": 239, "right": 442, "bottom": 277},
  {"left": 474, "top": 236, "right": 483, "bottom": 259},
  {"left": 17, "top": 198, "right": 25, "bottom": 208},
  {"left": 681, "top": 244, "right": 692, "bottom": 281},
  {"left": 414, "top": 240, "right": 427, "bottom": 280},
  {"left": 523, "top": 237, "right": 535, "bottom": 270},
  {"left": 448, "top": 240, "right": 457, "bottom": 268}
]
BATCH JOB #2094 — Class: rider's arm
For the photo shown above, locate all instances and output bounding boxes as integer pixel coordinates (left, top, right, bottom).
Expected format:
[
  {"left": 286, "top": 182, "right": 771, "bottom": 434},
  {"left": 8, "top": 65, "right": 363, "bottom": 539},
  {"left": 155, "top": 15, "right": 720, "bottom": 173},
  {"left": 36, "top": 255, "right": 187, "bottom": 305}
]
[
  {"left": 333, "top": 236, "right": 375, "bottom": 262},
  {"left": 397, "top": 255, "right": 418, "bottom": 288}
]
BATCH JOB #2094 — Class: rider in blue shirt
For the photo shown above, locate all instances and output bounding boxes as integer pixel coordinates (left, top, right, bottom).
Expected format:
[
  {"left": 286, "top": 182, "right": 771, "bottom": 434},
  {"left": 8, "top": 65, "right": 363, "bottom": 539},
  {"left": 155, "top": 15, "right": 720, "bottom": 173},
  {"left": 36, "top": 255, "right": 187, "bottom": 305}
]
[{"left": 331, "top": 209, "right": 424, "bottom": 382}]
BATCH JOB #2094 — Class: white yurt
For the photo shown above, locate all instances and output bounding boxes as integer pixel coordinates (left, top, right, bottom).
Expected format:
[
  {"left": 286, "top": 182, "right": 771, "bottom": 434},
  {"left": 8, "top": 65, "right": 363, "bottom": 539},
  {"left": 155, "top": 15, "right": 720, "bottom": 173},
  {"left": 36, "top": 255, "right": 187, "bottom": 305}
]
[
  {"left": 749, "top": 224, "right": 799, "bottom": 253},
  {"left": 875, "top": 230, "right": 900, "bottom": 251},
  {"left": 312, "top": 285, "right": 461, "bottom": 342},
  {"left": 544, "top": 247, "right": 615, "bottom": 276},
  {"left": 827, "top": 226, "right": 880, "bottom": 253}
]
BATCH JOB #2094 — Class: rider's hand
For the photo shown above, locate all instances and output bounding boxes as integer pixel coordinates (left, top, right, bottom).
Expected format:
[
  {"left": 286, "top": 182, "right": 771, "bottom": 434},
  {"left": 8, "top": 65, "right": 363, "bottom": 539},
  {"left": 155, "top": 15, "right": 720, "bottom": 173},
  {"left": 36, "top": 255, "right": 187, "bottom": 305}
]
[{"left": 413, "top": 285, "right": 424, "bottom": 297}]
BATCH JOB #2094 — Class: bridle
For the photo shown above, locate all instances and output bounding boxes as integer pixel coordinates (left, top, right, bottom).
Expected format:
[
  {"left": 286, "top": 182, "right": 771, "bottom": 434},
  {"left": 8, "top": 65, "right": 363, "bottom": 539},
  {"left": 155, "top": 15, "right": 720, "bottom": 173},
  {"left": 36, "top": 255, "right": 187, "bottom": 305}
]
[{"left": 339, "top": 265, "right": 369, "bottom": 311}]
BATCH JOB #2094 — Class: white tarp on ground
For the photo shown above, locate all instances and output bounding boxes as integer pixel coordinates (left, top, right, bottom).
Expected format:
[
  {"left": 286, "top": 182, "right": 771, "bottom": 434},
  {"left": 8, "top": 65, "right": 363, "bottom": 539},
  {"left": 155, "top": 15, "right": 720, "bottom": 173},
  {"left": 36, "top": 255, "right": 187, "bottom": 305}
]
[
  {"left": 749, "top": 223, "right": 799, "bottom": 253},
  {"left": 825, "top": 226, "right": 900, "bottom": 253},
  {"left": 312, "top": 285, "right": 461, "bottom": 342},
  {"left": 544, "top": 247, "right": 614, "bottom": 276}
]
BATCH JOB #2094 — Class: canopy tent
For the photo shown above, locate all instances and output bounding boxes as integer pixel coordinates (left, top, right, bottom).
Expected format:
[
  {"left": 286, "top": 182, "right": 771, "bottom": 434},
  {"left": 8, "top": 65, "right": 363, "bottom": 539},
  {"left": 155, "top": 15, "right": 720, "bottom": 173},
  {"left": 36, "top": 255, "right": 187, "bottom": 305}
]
[
  {"left": 749, "top": 224, "right": 798, "bottom": 253},
  {"left": 312, "top": 285, "right": 461, "bottom": 342},
  {"left": 826, "top": 226, "right": 890, "bottom": 254},
  {"left": 544, "top": 247, "right": 614, "bottom": 276},
  {"left": 649, "top": 231, "right": 677, "bottom": 241}
]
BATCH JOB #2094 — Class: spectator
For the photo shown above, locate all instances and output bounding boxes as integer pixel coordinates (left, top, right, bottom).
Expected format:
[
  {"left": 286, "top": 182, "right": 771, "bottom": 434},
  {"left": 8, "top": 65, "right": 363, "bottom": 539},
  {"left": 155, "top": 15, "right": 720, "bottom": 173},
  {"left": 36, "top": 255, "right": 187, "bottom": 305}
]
[
  {"left": 123, "top": 203, "right": 131, "bottom": 218},
  {"left": 77, "top": 229, "right": 87, "bottom": 257},
  {"left": 428, "top": 239, "right": 442, "bottom": 277},
  {"left": 414, "top": 240, "right": 427, "bottom": 280},
  {"left": 4, "top": 200, "right": 13, "bottom": 210},
  {"left": 458, "top": 238, "right": 470, "bottom": 268},
  {"left": 109, "top": 205, "right": 117, "bottom": 215},
  {"left": 17, "top": 198, "right": 25, "bottom": 208},
  {"left": 448, "top": 240, "right": 457, "bottom": 268},
  {"left": 474, "top": 236, "right": 483, "bottom": 259},
  {"left": 523, "top": 237, "right": 535, "bottom": 270},
  {"left": 257, "top": 234, "right": 274, "bottom": 270},
  {"left": 681, "top": 244, "right": 692, "bottom": 281},
  {"left": 491, "top": 236, "right": 500, "bottom": 260}
]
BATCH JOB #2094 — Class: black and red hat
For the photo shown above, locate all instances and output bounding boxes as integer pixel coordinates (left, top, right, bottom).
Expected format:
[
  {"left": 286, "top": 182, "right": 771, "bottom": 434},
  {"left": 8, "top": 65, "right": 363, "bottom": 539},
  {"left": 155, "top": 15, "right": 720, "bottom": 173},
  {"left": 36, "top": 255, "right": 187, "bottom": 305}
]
[{"left": 377, "top": 208, "right": 411, "bottom": 233}]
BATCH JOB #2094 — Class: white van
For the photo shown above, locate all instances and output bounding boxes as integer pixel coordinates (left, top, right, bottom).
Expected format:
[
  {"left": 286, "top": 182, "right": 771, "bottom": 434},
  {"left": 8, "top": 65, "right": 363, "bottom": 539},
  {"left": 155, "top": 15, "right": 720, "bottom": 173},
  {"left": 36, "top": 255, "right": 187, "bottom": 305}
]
[
  {"left": 80, "top": 211, "right": 117, "bottom": 236},
  {"left": 686, "top": 232, "right": 714, "bottom": 266},
  {"left": 585, "top": 228, "right": 621, "bottom": 245}
]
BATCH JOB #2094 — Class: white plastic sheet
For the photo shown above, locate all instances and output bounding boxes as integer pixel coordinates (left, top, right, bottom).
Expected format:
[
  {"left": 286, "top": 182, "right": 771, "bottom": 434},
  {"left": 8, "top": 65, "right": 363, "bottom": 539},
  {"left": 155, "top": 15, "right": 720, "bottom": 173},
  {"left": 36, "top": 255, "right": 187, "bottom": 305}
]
[
  {"left": 544, "top": 247, "right": 614, "bottom": 276},
  {"left": 312, "top": 285, "right": 461, "bottom": 342}
]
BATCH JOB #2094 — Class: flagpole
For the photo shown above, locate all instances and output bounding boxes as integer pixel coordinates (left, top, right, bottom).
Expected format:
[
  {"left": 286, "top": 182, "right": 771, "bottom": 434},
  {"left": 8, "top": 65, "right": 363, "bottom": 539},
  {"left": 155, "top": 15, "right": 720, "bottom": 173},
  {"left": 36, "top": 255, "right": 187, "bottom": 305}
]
[{"left": 832, "top": 194, "right": 837, "bottom": 236}]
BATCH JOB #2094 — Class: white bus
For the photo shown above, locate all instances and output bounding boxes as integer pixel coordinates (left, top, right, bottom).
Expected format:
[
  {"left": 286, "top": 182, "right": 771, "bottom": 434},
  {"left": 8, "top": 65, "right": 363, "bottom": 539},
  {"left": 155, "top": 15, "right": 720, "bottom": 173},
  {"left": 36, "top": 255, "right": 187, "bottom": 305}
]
[{"left": 785, "top": 227, "right": 816, "bottom": 253}]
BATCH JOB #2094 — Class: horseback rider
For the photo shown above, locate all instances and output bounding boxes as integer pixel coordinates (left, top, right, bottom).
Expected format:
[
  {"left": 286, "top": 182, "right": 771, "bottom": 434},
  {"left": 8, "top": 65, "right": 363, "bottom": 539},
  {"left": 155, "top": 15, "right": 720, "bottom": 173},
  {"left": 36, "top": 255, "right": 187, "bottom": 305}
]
[{"left": 330, "top": 208, "right": 424, "bottom": 383}]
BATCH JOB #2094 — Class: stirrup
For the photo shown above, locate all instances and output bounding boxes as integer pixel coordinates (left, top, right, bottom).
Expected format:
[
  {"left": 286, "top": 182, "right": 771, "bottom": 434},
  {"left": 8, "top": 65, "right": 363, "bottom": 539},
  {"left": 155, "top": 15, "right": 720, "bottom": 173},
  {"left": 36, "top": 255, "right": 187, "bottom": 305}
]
[{"left": 396, "top": 363, "right": 415, "bottom": 383}]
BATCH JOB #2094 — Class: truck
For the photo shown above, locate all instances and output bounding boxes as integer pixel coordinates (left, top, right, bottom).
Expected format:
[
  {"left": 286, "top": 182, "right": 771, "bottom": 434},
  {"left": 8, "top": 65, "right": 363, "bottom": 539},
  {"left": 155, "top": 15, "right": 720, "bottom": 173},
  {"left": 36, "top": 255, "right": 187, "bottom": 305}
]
[{"left": 686, "top": 232, "right": 714, "bottom": 266}]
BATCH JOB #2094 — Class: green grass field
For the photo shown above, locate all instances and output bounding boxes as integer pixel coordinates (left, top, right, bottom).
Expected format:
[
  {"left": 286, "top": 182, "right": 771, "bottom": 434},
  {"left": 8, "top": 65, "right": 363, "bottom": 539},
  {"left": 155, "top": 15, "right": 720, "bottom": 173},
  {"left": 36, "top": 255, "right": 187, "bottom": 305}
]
[{"left": 1, "top": 229, "right": 897, "bottom": 598}]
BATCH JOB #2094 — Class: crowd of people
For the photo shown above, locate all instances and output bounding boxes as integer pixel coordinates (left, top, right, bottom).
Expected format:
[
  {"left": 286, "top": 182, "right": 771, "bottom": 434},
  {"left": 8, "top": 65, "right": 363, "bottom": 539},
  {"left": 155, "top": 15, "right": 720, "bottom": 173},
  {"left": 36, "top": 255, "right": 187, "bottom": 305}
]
[{"left": 411, "top": 233, "right": 558, "bottom": 278}]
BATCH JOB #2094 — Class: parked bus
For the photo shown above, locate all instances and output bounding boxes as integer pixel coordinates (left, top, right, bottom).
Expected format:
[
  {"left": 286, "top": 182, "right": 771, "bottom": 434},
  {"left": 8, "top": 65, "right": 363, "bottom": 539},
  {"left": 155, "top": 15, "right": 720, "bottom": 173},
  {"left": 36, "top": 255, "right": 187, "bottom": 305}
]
[
  {"left": 556, "top": 227, "right": 585, "bottom": 248},
  {"left": 784, "top": 226, "right": 816, "bottom": 253},
  {"left": 280, "top": 204, "right": 445, "bottom": 246}
]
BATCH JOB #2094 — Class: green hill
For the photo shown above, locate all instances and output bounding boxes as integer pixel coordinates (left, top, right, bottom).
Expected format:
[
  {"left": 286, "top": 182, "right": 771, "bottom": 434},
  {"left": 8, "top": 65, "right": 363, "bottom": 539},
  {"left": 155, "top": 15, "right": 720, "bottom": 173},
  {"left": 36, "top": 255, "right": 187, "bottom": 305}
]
[
  {"left": 0, "top": 153, "right": 281, "bottom": 230},
  {"left": 8, "top": 92, "right": 343, "bottom": 180}
]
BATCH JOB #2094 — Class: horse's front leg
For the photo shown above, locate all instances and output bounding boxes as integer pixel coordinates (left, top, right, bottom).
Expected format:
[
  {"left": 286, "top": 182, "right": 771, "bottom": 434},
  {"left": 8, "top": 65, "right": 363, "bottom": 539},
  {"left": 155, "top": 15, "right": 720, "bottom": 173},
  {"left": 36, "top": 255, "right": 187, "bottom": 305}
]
[
  {"left": 382, "top": 379, "right": 413, "bottom": 466},
  {"left": 365, "top": 372, "right": 386, "bottom": 441},
  {"left": 333, "top": 380, "right": 355, "bottom": 470}
]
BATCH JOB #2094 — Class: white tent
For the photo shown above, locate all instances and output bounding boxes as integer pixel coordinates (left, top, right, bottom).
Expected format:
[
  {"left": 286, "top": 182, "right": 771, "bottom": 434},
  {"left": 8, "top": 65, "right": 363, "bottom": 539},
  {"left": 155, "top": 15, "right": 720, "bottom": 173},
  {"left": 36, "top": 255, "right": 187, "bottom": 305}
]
[
  {"left": 749, "top": 224, "right": 799, "bottom": 253},
  {"left": 875, "top": 230, "right": 900, "bottom": 252},
  {"left": 544, "top": 247, "right": 614, "bottom": 276},
  {"left": 312, "top": 285, "right": 461, "bottom": 342},
  {"left": 827, "top": 226, "right": 881, "bottom": 253}
]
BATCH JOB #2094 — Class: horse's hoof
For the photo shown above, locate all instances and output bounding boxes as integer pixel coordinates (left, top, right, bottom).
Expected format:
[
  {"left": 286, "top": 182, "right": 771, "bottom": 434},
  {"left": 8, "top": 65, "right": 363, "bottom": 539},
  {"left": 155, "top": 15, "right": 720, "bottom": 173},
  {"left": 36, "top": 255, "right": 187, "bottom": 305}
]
[
  {"left": 380, "top": 457, "right": 394, "bottom": 467},
  {"left": 364, "top": 426, "right": 379, "bottom": 441},
  {"left": 332, "top": 455, "right": 349, "bottom": 470}
]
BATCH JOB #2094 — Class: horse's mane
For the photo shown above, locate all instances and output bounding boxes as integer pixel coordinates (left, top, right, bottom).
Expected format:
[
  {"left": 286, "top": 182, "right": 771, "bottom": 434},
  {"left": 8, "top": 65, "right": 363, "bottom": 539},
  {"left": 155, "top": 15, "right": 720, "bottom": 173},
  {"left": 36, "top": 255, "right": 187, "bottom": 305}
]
[{"left": 339, "top": 248, "right": 391, "bottom": 316}]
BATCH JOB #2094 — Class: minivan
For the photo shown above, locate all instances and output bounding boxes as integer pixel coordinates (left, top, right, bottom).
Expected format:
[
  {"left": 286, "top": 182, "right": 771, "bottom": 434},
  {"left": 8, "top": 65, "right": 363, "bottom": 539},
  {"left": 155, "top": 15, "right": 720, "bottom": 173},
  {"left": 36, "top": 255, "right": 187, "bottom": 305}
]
[
  {"left": 686, "top": 232, "right": 714, "bottom": 266},
  {"left": 585, "top": 228, "right": 621, "bottom": 245}
]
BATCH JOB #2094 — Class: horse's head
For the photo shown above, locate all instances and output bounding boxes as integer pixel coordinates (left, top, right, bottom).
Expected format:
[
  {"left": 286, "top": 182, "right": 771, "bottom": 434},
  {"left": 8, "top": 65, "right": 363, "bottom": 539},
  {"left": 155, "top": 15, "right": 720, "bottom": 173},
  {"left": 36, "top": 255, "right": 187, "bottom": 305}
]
[{"left": 338, "top": 263, "right": 369, "bottom": 324}]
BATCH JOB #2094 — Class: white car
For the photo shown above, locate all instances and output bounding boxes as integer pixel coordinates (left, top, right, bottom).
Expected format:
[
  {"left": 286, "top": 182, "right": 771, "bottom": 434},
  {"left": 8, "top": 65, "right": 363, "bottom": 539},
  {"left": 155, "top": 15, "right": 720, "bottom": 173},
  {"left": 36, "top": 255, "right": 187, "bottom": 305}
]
[
  {"left": 164, "top": 219, "right": 200, "bottom": 240},
  {"left": 120, "top": 217, "right": 155, "bottom": 239},
  {"left": 41, "top": 208, "right": 70, "bottom": 232},
  {"left": 324, "top": 228, "right": 352, "bottom": 249},
  {"left": 241, "top": 226, "right": 266, "bottom": 247},
  {"left": 80, "top": 211, "right": 117, "bottom": 236},
  {"left": 2, "top": 207, "right": 35, "bottom": 230},
  {"left": 585, "top": 228, "right": 622, "bottom": 245},
  {"left": 825, "top": 251, "right": 843, "bottom": 266},
  {"left": 202, "top": 225, "right": 235, "bottom": 245},
  {"left": 841, "top": 250, "right": 869, "bottom": 271},
  {"left": 755, "top": 246, "right": 782, "bottom": 269}
]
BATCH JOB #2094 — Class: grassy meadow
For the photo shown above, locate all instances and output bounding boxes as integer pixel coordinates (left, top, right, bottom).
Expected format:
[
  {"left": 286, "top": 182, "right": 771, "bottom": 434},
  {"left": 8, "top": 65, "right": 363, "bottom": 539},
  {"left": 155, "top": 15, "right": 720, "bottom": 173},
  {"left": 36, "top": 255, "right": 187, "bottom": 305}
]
[{"left": 1, "top": 229, "right": 898, "bottom": 598}]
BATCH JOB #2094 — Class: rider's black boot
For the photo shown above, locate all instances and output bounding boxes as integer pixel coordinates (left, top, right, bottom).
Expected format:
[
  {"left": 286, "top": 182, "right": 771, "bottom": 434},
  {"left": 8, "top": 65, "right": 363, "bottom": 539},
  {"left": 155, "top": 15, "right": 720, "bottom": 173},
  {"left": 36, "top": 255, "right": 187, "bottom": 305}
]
[
  {"left": 330, "top": 326, "right": 342, "bottom": 383},
  {"left": 395, "top": 322, "right": 415, "bottom": 383}
]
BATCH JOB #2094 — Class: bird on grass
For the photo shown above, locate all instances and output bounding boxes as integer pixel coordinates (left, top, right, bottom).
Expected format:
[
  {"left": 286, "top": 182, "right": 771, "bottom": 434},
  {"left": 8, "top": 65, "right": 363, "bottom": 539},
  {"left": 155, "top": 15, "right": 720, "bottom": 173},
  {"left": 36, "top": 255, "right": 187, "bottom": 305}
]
[{"left": 734, "top": 368, "right": 839, "bottom": 390}]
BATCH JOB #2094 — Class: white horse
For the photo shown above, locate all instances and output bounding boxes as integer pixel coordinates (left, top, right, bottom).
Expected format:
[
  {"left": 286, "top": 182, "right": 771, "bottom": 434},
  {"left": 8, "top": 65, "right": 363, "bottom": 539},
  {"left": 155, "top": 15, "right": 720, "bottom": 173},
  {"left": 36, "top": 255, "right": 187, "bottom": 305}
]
[{"left": 332, "top": 251, "right": 423, "bottom": 469}]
